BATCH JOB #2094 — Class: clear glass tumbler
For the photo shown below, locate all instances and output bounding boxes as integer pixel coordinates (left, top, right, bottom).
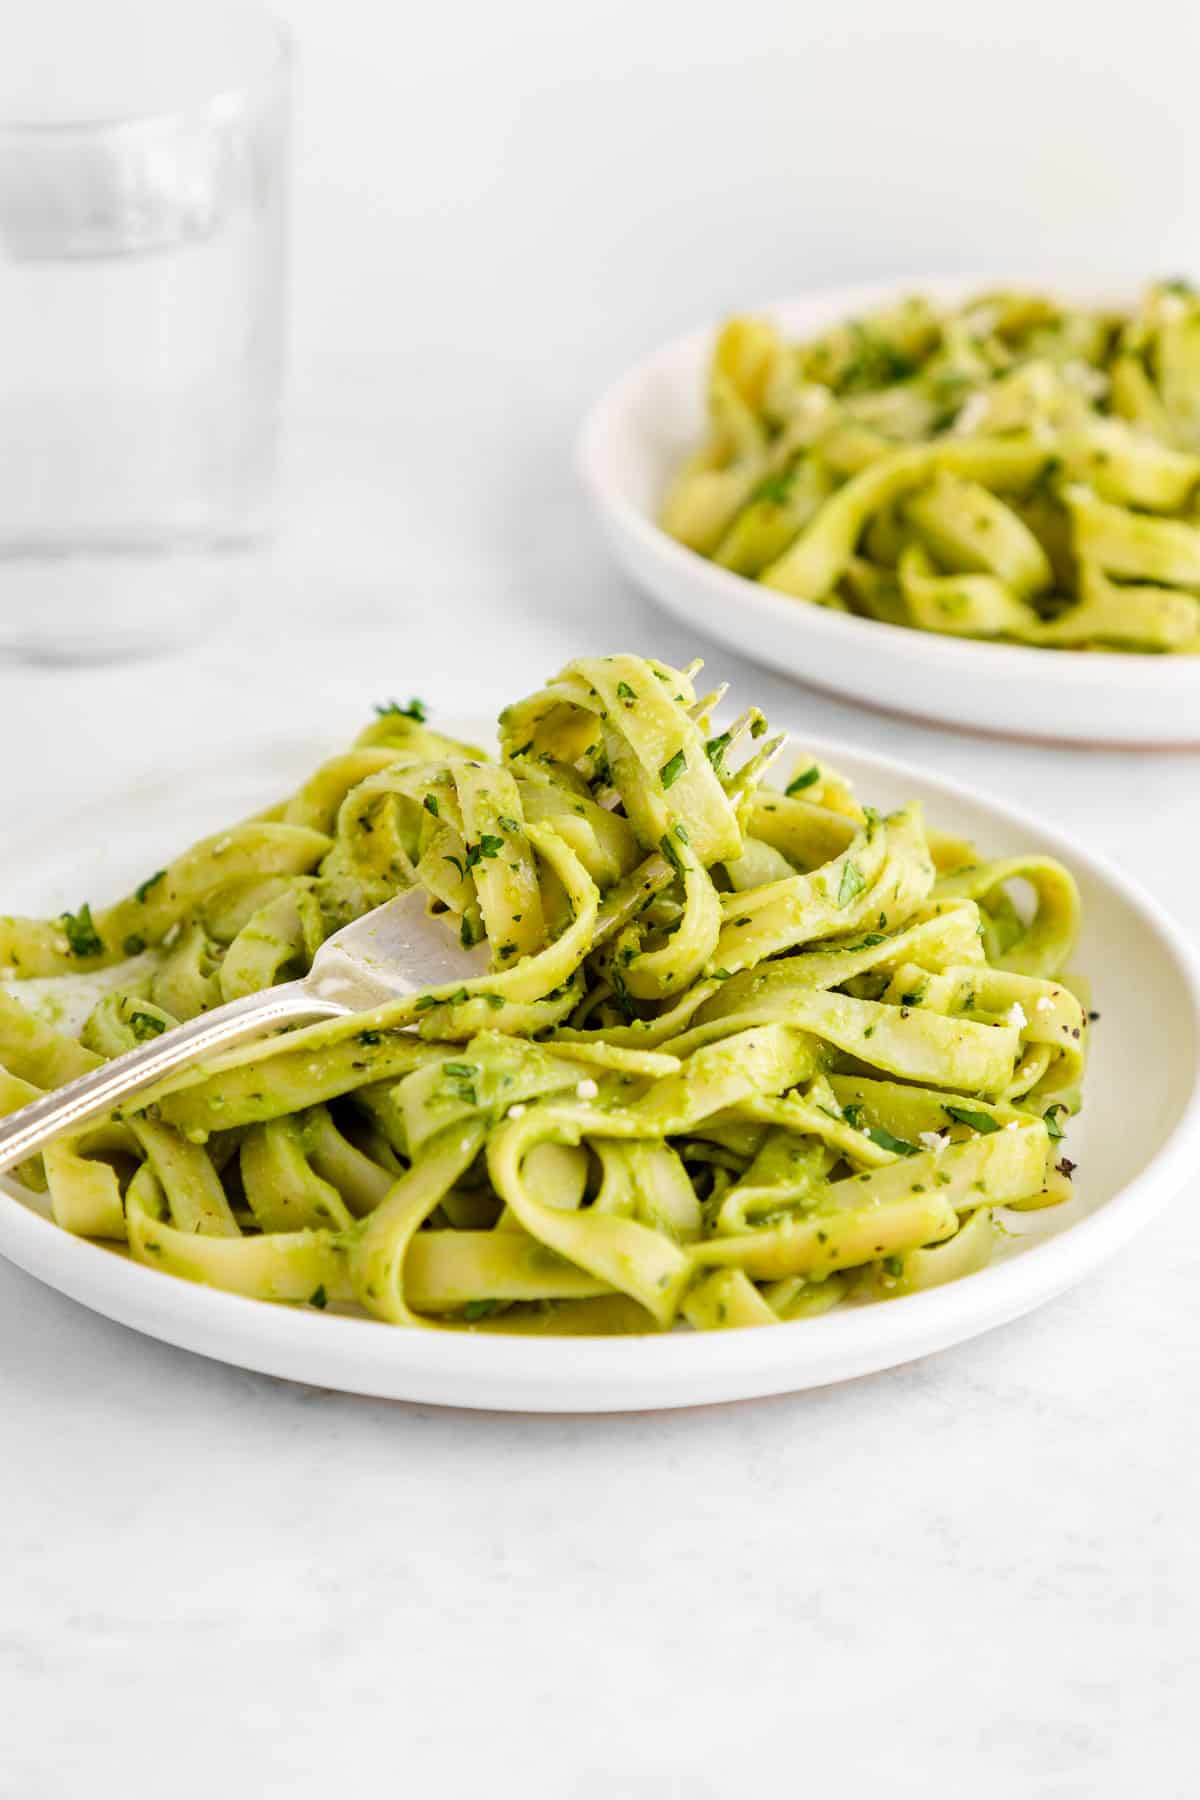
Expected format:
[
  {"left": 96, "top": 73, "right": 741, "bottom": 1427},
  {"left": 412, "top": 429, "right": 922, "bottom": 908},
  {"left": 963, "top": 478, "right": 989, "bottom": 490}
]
[{"left": 0, "top": 0, "right": 289, "bottom": 660}]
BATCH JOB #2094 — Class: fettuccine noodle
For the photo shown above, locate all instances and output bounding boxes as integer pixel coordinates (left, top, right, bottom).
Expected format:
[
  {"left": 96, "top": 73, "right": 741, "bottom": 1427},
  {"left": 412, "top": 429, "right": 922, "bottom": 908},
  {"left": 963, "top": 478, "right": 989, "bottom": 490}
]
[
  {"left": 662, "top": 281, "right": 1200, "bottom": 652},
  {"left": 0, "top": 656, "right": 1089, "bottom": 1333}
]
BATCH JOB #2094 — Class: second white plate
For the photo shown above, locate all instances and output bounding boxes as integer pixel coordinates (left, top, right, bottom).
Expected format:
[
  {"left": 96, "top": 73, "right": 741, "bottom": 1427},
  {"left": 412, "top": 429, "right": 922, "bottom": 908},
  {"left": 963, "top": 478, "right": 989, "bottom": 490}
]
[
  {"left": 578, "top": 273, "right": 1200, "bottom": 745},
  {"left": 1, "top": 723, "right": 1198, "bottom": 1410}
]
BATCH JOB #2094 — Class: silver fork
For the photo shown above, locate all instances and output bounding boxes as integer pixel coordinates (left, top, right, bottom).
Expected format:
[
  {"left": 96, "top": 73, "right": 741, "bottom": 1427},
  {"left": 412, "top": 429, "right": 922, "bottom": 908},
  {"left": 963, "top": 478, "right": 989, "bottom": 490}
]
[{"left": 0, "top": 890, "right": 488, "bottom": 1172}]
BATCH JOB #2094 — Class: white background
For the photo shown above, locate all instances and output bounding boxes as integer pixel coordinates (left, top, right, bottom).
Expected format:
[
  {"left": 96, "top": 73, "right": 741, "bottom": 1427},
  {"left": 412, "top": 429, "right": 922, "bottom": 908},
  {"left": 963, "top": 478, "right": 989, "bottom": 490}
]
[{"left": 3, "top": 1, "right": 1200, "bottom": 1793}]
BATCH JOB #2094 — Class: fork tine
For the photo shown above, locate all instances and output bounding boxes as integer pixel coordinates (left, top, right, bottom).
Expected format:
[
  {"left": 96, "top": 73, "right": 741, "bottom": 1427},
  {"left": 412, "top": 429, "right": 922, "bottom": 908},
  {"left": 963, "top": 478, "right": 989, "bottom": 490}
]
[{"left": 688, "top": 683, "right": 729, "bottom": 721}]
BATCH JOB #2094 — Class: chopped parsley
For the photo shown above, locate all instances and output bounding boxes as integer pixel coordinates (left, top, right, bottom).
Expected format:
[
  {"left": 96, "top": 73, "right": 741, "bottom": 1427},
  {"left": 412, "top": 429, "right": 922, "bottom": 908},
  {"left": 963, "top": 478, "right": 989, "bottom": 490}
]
[
  {"left": 865, "top": 1123, "right": 919, "bottom": 1156},
  {"left": 944, "top": 1104, "right": 1001, "bottom": 1135},
  {"left": 659, "top": 832, "right": 685, "bottom": 876},
  {"left": 610, "top": 964, "right": 636, "bottom": 1020},
  {"left": 443, "top": 854, "right": 466, "bottom": 881},
  {"left": 750, "top": 467, "right": 795, "bottom": 508},
  {"left": 588, "top": 748, "right": 612, "bottom": 788},
  {"left": 442, "top": 1061, "right": 479, "bottom": 1107},
  {"left": 309, "top": 1285, "right": 328, "bottom": 1310},
  {"left": 1043, "top": 1103, "right": 1067, "bottom": 1140},
  {"left": 135, "top": 870, "right": 166, "bottom": 905},
  {"left": 659, "top": 749, "right": 687, "bottom": 790},
  {"left": 616, "top": 680, "right": 637, "bottom": 704},
  {"left": 60, "top": 903, "right": 103, "bottom": 959},
  {"left": 423, "top": 793, "right": 439, "bottom": 818},
  {"left": 836, "top": 861, "right": 866, "bottom": 907},
  {"left": 374, "top": 697, "right": 427, "bottom": 722},
  {"left": 785, "top": 765, "right": 820, "bottom": 796},
  {"left": 122, "top": 934, "right": 146, "bottom": 958},
  {"left": 497, "top": 815, "right": 521, "bottom": 833},
  {"left": 358, "top": 1029, "right": 384, "bottom": 1046},
  {"left": 705, "top": 732, "right": 732, "bottom": 775},
  {"left": 836, "top": 326, "right": 918, "bottom": 394},
  {"left": 843, "top": 1103, "right": 917, "bottom": 1155},
  {"left": 465, "top": 834, "right": 504, "bottom": 867},
  {"left": 128, "top": 1010, "right": 166, "bottom": 1042},
  {"left": 464, "top": 1299, "right": 500, "bottom": 1321}
]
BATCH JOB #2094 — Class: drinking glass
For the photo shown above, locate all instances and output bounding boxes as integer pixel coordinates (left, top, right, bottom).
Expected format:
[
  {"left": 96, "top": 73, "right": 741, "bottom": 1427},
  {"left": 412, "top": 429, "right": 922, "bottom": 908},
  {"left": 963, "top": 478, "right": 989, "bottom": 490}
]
[{"left": 0, "top": 0, "right": 290, "bottom": 660}]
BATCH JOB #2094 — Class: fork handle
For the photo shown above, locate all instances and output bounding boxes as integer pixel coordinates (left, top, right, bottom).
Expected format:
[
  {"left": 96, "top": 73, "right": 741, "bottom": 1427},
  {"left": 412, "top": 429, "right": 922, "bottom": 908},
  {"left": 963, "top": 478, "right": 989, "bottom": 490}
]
[{"left": 0, "top": 981, "right": 343, "bottom": 1172}]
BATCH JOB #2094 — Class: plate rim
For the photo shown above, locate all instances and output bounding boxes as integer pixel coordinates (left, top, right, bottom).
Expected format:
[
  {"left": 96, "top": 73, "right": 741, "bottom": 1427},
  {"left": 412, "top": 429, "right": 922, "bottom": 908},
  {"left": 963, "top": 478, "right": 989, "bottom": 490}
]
[
  {"left": 577, "top": 269, "right": 1200, "bottom": 694},
  {"left": 2, "top": 723, "right": 1199, "bottom": 1409}
]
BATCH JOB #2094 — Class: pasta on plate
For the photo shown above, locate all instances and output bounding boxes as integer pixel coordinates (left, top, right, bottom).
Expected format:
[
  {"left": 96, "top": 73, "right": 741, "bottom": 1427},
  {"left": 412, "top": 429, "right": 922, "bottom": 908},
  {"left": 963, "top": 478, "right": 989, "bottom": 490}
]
[
  {"left": 661, "top": 281, "right": 1200, "bottom": 652},
  {"left": 0, "top": 656, "right": 1089, "bottom": 1334}
]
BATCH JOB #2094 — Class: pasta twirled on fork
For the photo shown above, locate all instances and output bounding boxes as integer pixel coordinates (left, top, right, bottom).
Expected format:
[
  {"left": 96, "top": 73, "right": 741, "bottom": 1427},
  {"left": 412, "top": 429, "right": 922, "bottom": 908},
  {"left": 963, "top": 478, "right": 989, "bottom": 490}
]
[{"left": 0, "top": 655, "right": 1089, "bottom": 1332}]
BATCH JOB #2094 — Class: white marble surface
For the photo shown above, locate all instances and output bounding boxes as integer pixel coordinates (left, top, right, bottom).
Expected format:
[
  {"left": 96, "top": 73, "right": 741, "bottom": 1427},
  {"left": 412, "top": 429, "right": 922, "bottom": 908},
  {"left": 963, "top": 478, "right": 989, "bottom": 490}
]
[{"left": 5, "top": 0, "right": 1200, "bottom": 1788}]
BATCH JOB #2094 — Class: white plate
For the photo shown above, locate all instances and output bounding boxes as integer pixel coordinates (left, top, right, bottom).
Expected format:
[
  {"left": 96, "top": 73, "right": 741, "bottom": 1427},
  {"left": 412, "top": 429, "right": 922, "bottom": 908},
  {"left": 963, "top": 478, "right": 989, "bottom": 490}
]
[
  {"left": 2, "top": 725, "right": 1198, "bottom": 1411},
  {"left": 578, "top": 274, "right": 1200, "bottom": 746}
]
